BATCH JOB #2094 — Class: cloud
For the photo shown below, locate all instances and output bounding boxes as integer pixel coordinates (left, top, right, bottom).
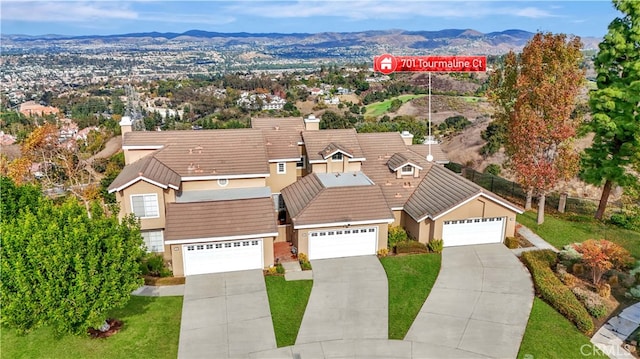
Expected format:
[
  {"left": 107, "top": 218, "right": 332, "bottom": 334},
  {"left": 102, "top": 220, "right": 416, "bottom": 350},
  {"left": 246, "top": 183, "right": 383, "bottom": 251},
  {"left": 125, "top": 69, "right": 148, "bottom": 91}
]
[{"left": 1, "top": 1, "right": 138, "bottom": 22}]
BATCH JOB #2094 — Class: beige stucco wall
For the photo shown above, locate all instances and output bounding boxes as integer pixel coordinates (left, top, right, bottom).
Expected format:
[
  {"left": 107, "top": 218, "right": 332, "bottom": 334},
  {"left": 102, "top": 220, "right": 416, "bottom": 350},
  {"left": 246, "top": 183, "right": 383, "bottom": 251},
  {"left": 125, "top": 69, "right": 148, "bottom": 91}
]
[
  {"left": 170, "top": 236, "right": 275, "bottom": 277},
  {"left": 276, "top": 224, "right": 290, "bottom": 243},
  {"left": 392, "top": 210, "right": 403, "bottom": 226},
  {"left": 293, "top": 223, "right": 389, "bottom": 256},
  {"left": 346, "top": 161, "right": 362, "bottom": 172},
  {"left": 117, "top": 180, "right": 166, "bottom": 230},
  {"left": 180, "top": 177, "right": 266, "bottom": 191},
  {"left": 432, "top": 197, "right": 517, "bottom": 239},
  {"left": 311, "top": 163, "right": 327, "bottom": 173},
  {"left": 124, "top": 149, "right": 157, "bottom": 165},
  {"left": 267, "top": 162, "right": 297, "bottom": 193},
  {"left": 403, "top": 214, "right": 433, "bottom": 244}
]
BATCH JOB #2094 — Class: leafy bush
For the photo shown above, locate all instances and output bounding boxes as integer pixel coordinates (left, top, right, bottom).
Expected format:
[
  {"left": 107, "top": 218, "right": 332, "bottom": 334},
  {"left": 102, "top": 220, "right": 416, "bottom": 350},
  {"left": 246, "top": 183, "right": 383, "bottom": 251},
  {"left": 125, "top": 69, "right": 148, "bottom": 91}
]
[
  {"left": 504, "top": 237, "right": 519, "bottom": 249},
  {"left": 298, "top": 253, "right": 312, "bottom": 271},
  {"left": 572, "top": 287, "right": 607, "bottom": 319},
  {"left": 427, "top": 239, "right": 443, "bottom": 254},
  {"left": 395, "top": 240, "right": 428, "bottom": 254},
  {"left": 522, "top": 250, "right": 594, "bottom": 335},
  {"left": 300, "top": 261, "right": 312, "bottom": 271},
  {"left": 609, "top": 212, "right": 640, "bottom": 231},
  {"left": 573, "top": 239, "right": 634, "bottom": 285},
  {"left": 484, "top": 164, "right": 502, "bottom": 176},
  {"left": 298, "top": 252, "right": 309, "bottom": 263},
  {"left": 558, "top": 244, "right": 583, "bottom": 265},
  {"left": 388, "top": 226, "right": 408, "bottom": 250},
  {"left": 377, "top": 248, "right": 389, "bottom": 257},
  {"left": 626, "top": 285, "right": 640, "bottom": 299},
  {"left": 139, "top": 253, "right": 172, "bottom": 277},
  {"left": 556, "top": 264, "right": 578, "bottom": 287},
  {"left": 276, "top": 263, "right": 285, "bottom": 275}
]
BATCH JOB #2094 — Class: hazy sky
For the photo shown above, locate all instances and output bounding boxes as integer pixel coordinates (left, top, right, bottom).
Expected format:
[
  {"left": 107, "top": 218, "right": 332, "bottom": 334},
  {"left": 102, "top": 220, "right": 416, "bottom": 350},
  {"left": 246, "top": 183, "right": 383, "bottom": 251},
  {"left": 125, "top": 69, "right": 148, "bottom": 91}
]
[{"left": 1, "top": 1, "right": 621, "bottom": 37}]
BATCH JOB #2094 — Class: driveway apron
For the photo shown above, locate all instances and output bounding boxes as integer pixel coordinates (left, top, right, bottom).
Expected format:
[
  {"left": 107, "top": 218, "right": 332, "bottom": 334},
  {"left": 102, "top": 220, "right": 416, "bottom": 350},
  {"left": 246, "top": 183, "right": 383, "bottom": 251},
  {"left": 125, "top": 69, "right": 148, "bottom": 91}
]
[
  {"left": 295, "top": 256, "right": 388, "bottom": 344},
  {"left": 405, "top": 243, "right": 534, "bottom": 358},
  {"left": 178, "top": 270, "right": 276, "bottom": 359}
]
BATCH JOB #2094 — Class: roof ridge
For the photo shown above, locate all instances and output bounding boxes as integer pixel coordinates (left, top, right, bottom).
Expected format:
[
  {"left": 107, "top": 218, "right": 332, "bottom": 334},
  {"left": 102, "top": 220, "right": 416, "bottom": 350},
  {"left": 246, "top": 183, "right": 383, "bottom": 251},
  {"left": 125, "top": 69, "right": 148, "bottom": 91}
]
[{"left": 289, "top": 173, "right": 327, "bottom": 221}]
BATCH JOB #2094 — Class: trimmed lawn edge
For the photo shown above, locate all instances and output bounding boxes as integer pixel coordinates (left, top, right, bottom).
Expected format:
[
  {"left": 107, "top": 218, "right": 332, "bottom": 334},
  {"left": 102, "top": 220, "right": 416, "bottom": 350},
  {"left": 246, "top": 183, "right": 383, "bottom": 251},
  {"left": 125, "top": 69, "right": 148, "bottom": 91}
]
[{"left": 264, "top": 276, "right": 313, "bottom": 347}]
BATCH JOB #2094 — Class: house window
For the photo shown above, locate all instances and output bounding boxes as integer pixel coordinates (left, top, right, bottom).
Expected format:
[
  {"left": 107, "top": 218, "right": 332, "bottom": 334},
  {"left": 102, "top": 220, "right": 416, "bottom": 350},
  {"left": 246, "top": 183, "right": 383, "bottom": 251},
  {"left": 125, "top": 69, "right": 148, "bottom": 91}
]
[
  {"left": 277, "top": 162, "right": 286, "bottom": 174},
  {"left": 401, "top": 165, "right": 414, "bottom": 175},
  {"left": 131, "top": 194, "right": 159, "bottom": 218},
  {"left": 331, "top": 152, "right": 343, "bottom": 161},
  {"left": 296, "top": 155, "right": 306, "bottom": 169},
  {"left": 218, "top": 178, "right": 229, "bottom": 187},
  {"left": 142, "top": 230, "right": 164, "bottom": 253}
]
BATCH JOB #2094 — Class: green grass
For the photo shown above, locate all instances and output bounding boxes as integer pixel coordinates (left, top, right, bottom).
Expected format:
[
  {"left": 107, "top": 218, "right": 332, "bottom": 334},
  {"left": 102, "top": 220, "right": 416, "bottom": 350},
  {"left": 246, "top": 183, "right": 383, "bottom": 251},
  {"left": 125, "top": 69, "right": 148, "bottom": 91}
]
[
  {"left": 380, "top": 253, "right": 441, "bottom": 339},
  {"left": 518, "top": 211, "right": 640, "bottom": 259},
  {"left": 1, "top": 295, "right": 183, "bottom": 359},
  {"left": 365, "top": 94, "right": 427, "bottom": 117},
  {"left": 518, "top": 298, "right": 608, "bottom": 359},
  {"left": 460, "top": 96, "right": 484, "bottom": 103},
  {"left": 264, "top": 276, "right": 313, "bottom": 347}
]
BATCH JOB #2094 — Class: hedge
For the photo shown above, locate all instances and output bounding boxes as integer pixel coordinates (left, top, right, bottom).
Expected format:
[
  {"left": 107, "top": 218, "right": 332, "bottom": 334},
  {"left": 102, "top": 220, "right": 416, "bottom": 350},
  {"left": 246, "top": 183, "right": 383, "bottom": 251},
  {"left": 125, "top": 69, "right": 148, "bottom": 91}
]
[
  {"left": 522, "top": 250, "right": 595, "bottom": 335},
  {"left": 395, "top": 240, "right": 428, "bottom": 254}
]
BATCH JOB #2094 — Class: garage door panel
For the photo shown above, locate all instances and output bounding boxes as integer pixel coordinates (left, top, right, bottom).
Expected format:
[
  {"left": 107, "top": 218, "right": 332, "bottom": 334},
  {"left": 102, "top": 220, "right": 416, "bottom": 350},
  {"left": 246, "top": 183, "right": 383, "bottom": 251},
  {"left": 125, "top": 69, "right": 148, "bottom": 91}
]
[
  {"left": 442, "top": 217, "right": 505, "bottom": 247},
  {"left": 183, "top": 239, "right": 263, "bottom": 276},
  {"left": 308, "top": 227, "right": 377, "bottom": 260}
]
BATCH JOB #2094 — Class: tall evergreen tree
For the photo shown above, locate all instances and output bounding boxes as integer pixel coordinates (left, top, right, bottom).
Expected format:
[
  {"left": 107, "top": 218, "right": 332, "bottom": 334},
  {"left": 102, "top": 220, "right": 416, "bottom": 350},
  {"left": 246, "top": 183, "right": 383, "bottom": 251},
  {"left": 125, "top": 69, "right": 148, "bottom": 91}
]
[{"left": 582, "top": 0, "right": 640, "bottom": 220}]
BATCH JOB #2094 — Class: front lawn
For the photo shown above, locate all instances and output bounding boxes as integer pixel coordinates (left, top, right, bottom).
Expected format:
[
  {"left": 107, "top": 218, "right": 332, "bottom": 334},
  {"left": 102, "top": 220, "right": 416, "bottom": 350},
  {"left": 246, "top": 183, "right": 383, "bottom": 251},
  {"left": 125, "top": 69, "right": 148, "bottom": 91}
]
[
  {"left": 264, "top": 276, "right": 313, "bottom": 347},
  {"left": 518, "top": 211, "right": 640, "bottom": 258},
  {"left": 1, "top": 295, "right": 183, "bottom": 359},
  {"left": 518, "top": 297, "right": 608, "bottom": 359},
  {"left": 380, "top": 253, "right": 441, "bottom": 339}
]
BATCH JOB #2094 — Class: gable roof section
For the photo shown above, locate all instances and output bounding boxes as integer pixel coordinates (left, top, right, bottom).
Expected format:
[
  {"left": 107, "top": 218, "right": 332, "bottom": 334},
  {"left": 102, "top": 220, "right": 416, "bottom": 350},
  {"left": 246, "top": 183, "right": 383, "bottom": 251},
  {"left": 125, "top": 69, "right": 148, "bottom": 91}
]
[
  {"left": 320, "top": 142, "right": 353, "bottom": 159},
  {"left": 164, "top": 197, "right": 277, "bottom": 243},
  {"left": 404, "top": 164, "right": 523, "bottom": 222},
  {"left": 108, "top": 154, "right": 180, "bottom": 193},
  {"left": 146, "top": 129, "right": 269, "bottom": 178},
  {"left": 387, "top": 152, "right": 424, "bottom": 171},
  {"left": 251, "top": 117, "right": 305, "bottom": 131},
  {"left": 302, "top": 129, "right": 365, "bottom": 163},
  {"left": 281, "top": 173, "right": 393, "bottom": 228},
  {"left": 262, "top": 129, "right": 302, "bottom": 161}
]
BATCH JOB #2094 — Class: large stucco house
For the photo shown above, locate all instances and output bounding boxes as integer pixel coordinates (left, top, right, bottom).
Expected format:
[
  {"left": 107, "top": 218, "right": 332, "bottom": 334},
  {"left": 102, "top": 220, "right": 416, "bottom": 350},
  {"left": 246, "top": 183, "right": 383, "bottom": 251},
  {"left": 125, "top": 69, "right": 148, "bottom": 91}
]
[{"left": 109, "top": 115, "right": 522, "bottom": 276}]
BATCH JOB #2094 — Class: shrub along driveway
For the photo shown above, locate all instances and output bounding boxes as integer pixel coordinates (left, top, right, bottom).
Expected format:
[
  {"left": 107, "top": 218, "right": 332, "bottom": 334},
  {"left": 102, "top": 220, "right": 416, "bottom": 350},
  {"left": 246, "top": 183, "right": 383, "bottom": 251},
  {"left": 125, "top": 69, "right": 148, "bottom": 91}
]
[{"left": 405, "top": 244, "right": 534, "bottom": 358}]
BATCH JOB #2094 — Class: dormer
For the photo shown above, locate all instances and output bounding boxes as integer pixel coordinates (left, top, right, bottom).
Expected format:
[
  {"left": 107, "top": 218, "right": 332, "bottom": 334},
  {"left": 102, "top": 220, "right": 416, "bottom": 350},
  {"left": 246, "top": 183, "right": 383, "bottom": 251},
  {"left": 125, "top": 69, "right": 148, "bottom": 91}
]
[
  {"left": 320, "top": 142, "right": 353, "bottom": 161},
  {"left": 387, "top": 152, "right": 422, "bottom": 179}
]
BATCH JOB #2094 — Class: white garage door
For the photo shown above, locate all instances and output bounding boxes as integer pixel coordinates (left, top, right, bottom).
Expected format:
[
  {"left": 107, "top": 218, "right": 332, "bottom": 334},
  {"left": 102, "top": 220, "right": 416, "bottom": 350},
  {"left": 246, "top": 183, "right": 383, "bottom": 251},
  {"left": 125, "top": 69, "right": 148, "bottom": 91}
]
[
  {"left": 183, "top": 239, "right": 263, "bottom": 276},
  {"left": 442, "top": 217, "right": 505, "bottom": 247},
  {"left": 308, "top": 227, "right": 377, "bottom": 260}
]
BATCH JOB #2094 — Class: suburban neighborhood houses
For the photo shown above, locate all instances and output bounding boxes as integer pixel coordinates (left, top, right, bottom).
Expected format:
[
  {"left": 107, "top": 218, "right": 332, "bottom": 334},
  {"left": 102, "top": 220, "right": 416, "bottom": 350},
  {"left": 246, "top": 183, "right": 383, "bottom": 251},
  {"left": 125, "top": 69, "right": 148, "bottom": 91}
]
[{"left": 108, "top": 115, "right": 522, "bottom": 276}]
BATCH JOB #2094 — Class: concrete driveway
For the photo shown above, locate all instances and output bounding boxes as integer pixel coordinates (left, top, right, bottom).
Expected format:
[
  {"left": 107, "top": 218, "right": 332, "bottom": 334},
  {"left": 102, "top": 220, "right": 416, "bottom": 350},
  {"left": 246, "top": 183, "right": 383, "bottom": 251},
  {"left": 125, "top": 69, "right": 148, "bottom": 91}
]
[
  {"left": 295, "top": 256, "right": 388, "bottom": 344},
  {"left": 178, "top": 270, "right": 276, "bottom": 359},
  {"left": 405, "top": 243, "right": 534, "bottom": 358}
]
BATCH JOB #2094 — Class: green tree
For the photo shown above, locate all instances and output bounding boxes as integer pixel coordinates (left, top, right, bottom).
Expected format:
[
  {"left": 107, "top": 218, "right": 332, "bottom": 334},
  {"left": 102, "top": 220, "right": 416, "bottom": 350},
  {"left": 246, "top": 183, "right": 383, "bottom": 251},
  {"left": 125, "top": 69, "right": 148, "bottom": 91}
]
[
  {"left": 1, "top": 186, "right": 144, "bottom": 335},
  {"left": 581, "top": 0, "right": 640, "bottom": 220}
]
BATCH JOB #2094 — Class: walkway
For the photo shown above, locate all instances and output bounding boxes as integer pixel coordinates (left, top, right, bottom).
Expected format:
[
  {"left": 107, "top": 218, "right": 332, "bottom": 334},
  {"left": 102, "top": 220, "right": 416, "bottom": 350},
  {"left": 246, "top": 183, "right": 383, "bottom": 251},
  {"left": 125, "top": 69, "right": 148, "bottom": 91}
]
[
  {"left": 253, "top": 244, "right": 534, "bottom": 358},
  {"left": 131, "top": 284, "right": 184, "bottom": 296},
  {"left": 177, "top": 270, "right": 276, "bottom": 359},
  {"left": 591, "top": 302, "right": 640, "bottom": 359},
  {"left": 512, "top": 225, "right": 559, "bottom": 256},
  {"left": 295, "top": 256, "right": 388, "bottom": 343}
]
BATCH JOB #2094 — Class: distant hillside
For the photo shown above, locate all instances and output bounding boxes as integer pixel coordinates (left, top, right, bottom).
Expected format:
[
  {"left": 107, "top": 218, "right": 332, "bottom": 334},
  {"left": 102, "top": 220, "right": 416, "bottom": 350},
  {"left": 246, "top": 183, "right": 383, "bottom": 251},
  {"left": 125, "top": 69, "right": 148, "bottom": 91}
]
[{"left": 2, "top": 28, "right": 602, "bottom": 55}]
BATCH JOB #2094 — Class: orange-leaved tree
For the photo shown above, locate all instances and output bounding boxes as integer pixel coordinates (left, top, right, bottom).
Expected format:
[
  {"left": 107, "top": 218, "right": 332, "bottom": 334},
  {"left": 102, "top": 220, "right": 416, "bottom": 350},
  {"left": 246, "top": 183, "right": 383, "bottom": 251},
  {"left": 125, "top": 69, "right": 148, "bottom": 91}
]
[
  {"left": 573, "top": 239, "right": 633, "bottom": 285},
  {"left": 508, "top": 32, "right": 584, "bottom": 224}
]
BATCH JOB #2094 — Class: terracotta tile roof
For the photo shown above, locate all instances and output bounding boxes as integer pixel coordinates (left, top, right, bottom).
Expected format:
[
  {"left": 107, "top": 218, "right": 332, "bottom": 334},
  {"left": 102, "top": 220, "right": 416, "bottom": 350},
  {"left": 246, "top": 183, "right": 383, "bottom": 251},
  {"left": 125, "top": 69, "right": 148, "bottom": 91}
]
[
  {"left": 123, "top": 129, "right": 269, "bottom": 178},
  {"left": 409, "top": 144, "right": 449, "bottom": 163},
  {"left": 302, "top": 129, "right": 365, "bottom": 162},
  {"left": 358, "top": 132, "right": 427, "bottom": 208},
  {"left": 108, "top": 154, "right": 180, "bottom": 192},
  {"left": 281, "top": 173, "right": 393, "bottom": 227},
  {"left": 262, "top": 129, "right": 302, "bottom": 161},
  {"left": 165, "top": 197, "right": 277, "bottom": 241},
  {"left": 251, "top": 117, "right": 305, "bottom": 131}
]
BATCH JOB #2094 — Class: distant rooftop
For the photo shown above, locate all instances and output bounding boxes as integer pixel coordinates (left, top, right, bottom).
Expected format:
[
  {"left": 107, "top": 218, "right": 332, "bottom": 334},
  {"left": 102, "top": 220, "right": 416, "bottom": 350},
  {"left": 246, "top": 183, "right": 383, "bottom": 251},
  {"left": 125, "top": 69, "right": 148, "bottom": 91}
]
[
  {"left": 315, "top": 171, "right": 374, "bottom": 188},
  {"left": 176, "top": 187, "right": 271, "bottom": 203}
]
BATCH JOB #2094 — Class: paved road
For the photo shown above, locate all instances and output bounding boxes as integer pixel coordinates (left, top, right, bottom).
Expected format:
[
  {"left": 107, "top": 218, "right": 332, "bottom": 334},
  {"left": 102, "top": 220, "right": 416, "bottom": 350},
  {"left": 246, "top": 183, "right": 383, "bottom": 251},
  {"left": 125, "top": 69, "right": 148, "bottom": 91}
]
[
  {"left": 177, "top": 270, "right": 276, "bottom": 359},
  {"left": 295, "top": 256, "right": 388, "bottom": 344},
  {"left": 405, "top": 243, "right": 534, "bottom": 358}
]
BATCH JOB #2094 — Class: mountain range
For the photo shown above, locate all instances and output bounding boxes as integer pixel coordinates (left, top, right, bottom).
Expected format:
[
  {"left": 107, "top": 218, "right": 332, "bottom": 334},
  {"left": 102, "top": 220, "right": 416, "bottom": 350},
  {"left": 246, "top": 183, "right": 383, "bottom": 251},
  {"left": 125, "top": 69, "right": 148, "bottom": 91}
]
[{"left": 2, "top": 29, "right": 601, "bottom": 55}]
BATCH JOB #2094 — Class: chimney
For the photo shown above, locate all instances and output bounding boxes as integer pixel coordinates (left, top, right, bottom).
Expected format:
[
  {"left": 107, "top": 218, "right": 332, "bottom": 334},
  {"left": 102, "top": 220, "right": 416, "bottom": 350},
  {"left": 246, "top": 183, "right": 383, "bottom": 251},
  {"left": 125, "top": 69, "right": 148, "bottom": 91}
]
[
  {"left": 304, "top": 114, "right": 320, "bottom": 131},
  {"left": 119, "top": 116, "right": 132, "bottom": 140},
  {"left": 400, "top": 131, "right": 414, "bottom": 146}
]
